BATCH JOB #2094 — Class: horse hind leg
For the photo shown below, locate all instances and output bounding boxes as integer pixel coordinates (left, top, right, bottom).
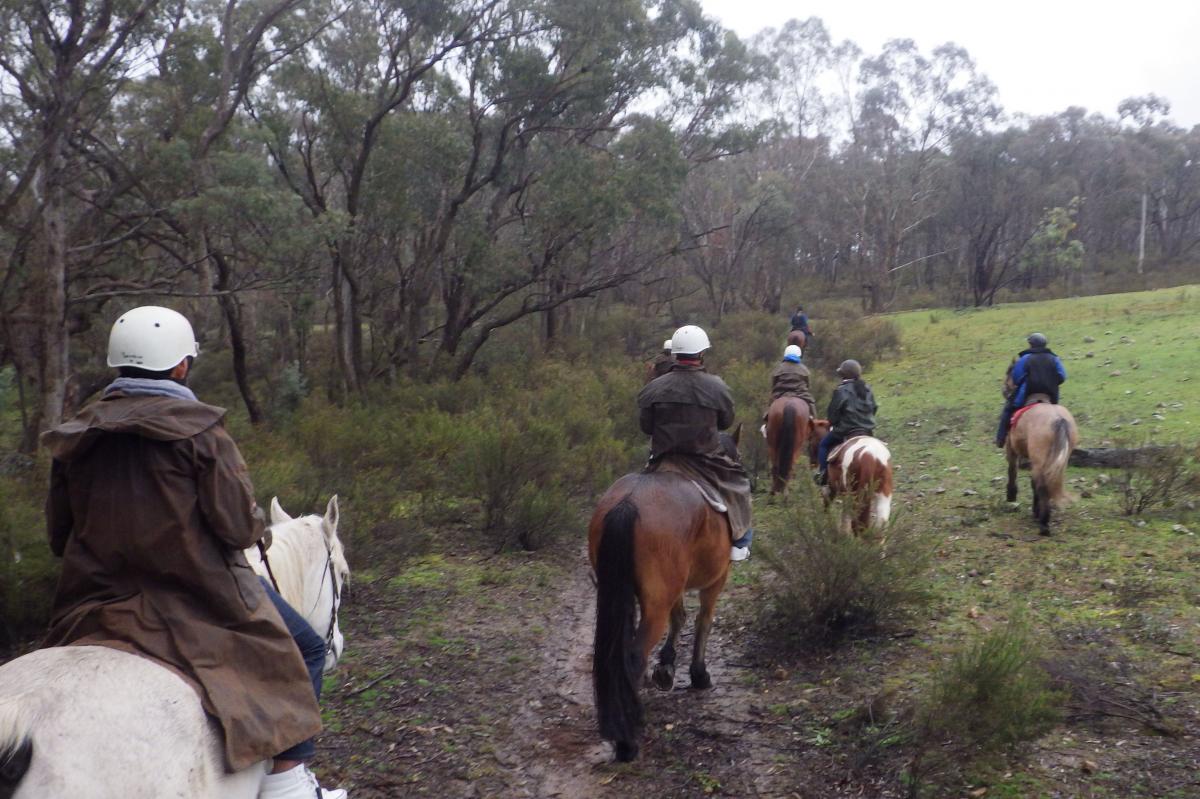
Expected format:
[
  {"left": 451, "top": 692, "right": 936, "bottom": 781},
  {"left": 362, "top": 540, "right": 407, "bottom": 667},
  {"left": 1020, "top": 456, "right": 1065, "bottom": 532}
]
[
  {"left": 1006, "top": 454, "right": 1018, "bottom": 502},
  {"left": 652, "top": 598, "right": 686, "bottom": 690},
  {"left": 1034, "top": 479, "right": 1052, "bottom": 535},
  {"left": 689, "top": 575, "right": 728, "bottom": 690}
]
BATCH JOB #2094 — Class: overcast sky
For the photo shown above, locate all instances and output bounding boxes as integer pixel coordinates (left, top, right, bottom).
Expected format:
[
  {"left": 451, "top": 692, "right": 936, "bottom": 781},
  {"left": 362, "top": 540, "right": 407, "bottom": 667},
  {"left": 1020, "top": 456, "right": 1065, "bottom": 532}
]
[{"left": 700, "top": 0, "right": 1200, "bottom": 128}]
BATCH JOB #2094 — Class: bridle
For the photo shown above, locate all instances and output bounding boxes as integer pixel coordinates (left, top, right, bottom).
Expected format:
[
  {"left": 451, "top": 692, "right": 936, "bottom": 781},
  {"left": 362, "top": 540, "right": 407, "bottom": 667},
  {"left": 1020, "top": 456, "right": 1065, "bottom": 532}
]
[{"left": 309, "top": 543, "right": 342, "bottom": 660}]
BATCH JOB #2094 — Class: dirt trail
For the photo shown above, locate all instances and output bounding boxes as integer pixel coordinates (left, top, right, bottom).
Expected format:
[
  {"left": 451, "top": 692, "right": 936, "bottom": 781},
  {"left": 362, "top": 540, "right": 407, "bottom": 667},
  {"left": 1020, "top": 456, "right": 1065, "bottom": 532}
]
[{"left": 499, "top": 546, "right": 797, "bottom": 798}]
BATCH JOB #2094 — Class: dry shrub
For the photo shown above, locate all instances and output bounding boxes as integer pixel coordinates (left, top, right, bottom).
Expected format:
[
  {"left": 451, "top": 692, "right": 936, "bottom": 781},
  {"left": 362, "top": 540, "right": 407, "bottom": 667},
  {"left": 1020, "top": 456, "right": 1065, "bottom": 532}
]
[
  {"left": 757, "top": 482, "right": 931, "bottom": 649},
  {"left": 1116, "top": 443, "right": 1197, "bottom": 515}
]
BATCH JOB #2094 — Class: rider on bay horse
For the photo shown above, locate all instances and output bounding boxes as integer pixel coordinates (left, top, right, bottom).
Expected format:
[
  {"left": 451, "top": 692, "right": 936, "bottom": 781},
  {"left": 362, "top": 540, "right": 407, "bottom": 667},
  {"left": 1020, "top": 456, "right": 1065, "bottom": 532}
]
[
  {"left": 40, "top": 307, "right": 346, "bottom": 799},
  {"left": 816, "top": 359, "right": 878, "bottom": 486},
  {"left": 638, "top": 325, "right": 754, "bottom": 561},
  {"left": 789, "top": 305, "right": 813, "bottom": 339},
  {"left": 995, "top": 333, "right": 1067, "bottom": 448},
  {"left": 646, "top": 338, "right": 674, "bottom": 383},
  {"left": 766, "top": 344, "right": 816, "bottom": 421}
]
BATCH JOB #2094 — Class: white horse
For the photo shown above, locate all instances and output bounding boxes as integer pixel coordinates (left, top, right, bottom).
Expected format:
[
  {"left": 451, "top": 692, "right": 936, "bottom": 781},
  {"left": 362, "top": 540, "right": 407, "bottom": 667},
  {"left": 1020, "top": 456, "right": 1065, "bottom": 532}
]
[{"left": 0, "top": 495, "right": 348, "bottom": 799}]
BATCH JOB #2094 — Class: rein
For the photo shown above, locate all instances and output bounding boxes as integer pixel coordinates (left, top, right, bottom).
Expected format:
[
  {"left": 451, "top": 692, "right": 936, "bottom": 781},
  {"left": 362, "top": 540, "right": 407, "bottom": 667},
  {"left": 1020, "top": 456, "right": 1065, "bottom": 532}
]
[{"left": 310, "top": 545, "right": 341, "bottom": 659}]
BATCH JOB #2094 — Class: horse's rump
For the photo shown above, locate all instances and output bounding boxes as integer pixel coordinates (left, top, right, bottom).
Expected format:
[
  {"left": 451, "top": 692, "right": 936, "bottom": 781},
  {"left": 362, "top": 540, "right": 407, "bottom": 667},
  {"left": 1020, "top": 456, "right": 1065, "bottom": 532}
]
[
  {"left": 828, "top": 436, "right": 893, "bottom": 532},
  {"left": 787, "top": 330, "right": 806, "bottom": 348},
  {"left": 646, "top": 454, "right": 749, "bottom": 540},
  {"left": 767, "top": 396, "right": 811, "bottom": 486}
]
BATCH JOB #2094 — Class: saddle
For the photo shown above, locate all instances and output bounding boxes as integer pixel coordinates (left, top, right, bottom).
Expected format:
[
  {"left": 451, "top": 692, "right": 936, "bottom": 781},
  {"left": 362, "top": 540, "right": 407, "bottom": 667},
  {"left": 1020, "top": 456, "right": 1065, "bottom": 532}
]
[
  {"left": 1009, "top": 395, "right": 1053, "bottom": 432},
  {"left": 650, "top": 457, "right": 728, "bottom": 513}
]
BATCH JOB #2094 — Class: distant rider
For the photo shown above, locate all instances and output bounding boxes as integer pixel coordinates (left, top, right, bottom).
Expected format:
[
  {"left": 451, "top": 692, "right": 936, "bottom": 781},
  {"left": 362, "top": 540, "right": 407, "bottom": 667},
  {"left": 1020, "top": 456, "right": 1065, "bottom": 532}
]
[
  {"left": 638, "top": 325, "right": 754, "bottom": 561},
  {"left": 789, "top": 305, "right": 813, "bottom": 338},
  {"left": 816, "top": 359, "right": 878, "bottom": 485},
  {"left": 646, "top": 338, "right": 674, "bottom": 383},
  {"left": 995, "top": 333, "right": 1066, "bottom": 448}
]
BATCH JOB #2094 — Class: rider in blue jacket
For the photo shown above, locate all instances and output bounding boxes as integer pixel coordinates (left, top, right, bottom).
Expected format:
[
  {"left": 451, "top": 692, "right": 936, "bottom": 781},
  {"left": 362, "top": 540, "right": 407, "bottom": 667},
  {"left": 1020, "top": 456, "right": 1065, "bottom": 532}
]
[{"left": 995, "top": 333, "right": 1067, "bottom": 447}]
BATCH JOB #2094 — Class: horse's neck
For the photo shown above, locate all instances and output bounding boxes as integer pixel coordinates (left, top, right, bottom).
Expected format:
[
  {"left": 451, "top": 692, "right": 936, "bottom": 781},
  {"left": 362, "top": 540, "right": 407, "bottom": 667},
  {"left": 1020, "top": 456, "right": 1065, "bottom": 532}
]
[{"left": 263, "top": 527, "right": 329, "bottom": 628}]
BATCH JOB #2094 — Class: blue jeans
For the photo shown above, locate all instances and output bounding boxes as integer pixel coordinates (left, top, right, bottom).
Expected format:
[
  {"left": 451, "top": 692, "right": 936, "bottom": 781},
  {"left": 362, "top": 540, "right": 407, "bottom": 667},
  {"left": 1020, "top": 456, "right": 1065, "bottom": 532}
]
[
  {"left": 818, "top": 431, "right": 845, "bottom": 474},
  {"left": 996, "top": 401, "right": 1016, "bottom": 445},
  {"left": 260, "top": 577, "right": 325, "bottom": 761}
]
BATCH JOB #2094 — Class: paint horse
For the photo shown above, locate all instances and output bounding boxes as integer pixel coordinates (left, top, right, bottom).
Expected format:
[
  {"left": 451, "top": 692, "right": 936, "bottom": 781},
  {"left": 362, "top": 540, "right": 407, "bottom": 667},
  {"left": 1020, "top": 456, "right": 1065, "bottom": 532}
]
[
  {"left": 765, "top": 396, "right": 813, "bottom": 494},
  {"left": 0, "top": 496, "right": 348, "bottom": 799},
  {"left": 589, "top": 430, "right": 742, "bottom": 762},
  {"left": 1004, "top": 401, "right": 1077, "bottom": 535},
  {"left": 814, "top": 420, "right": 894, "bottom": 534}
]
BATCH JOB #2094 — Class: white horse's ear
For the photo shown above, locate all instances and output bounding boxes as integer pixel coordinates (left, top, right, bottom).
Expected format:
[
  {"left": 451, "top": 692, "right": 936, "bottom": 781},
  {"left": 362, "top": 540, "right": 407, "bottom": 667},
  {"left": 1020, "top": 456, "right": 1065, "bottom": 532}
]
[
  {"left": 323, "top": 495, "right": 339, "bottom": 540},
  {"left": 270, "top": 497, "right": 292, "bottom": 526}
]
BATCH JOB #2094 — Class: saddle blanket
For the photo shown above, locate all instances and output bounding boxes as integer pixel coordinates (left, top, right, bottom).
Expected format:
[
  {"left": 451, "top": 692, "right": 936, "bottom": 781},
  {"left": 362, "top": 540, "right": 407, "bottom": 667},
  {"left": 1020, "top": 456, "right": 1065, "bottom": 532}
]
[{"left": 1009, "top": 403, "right": 1038, "bottom": 431}]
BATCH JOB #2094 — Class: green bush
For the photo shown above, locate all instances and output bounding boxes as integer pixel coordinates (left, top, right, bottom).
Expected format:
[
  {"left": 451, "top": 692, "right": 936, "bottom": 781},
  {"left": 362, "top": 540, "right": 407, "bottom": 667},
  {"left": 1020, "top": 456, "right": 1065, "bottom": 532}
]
[
  {"left": 918, "top": 615, "right": 1063, "bottom": 750},
  {"left": 757, "top": 482, "right": 931, "bottom": 648},
  {"left": 0, "top": 468, "right": 58, "bottom": 650}
]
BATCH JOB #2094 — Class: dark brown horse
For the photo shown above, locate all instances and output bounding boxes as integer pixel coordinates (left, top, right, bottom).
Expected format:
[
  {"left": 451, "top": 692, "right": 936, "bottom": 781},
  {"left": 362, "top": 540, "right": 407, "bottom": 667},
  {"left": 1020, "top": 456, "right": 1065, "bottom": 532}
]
[
  {"left": 766, "top": 396, "right": 812, "bottom": 494},
  {"left": 589, "top": 430, "right": 741, "bottom": 762},
  {"left": 786, "top": 329, "right": 806, "bottom": 349},
  {"left": 1004, "top": 403, "right": 1077, "bottom": 535}
]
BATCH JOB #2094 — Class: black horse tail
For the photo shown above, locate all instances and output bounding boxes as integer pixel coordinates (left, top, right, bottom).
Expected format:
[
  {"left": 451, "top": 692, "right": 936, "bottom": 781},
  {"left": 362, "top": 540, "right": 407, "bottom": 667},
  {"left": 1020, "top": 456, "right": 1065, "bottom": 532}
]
[
  {"left": 775, "top": 403, "right": 797, "bottom": 482},
  {"left": 592, "top": 496, "right": 643, "bottom": 762},
  {"left": 0, "top": 702, "right": 34, "bottom": 799}
]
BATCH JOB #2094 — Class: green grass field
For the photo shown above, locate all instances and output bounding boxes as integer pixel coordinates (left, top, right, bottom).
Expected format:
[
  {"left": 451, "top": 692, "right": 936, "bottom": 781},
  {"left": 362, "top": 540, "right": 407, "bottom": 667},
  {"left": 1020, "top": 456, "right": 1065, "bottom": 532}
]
[{"left": 743, "top": 285, "right": 1200, "bottom": 796}]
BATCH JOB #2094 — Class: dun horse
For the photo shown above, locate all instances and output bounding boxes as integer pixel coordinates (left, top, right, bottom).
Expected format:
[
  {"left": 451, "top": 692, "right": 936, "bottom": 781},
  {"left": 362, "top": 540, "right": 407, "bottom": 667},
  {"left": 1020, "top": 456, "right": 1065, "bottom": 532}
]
[
  {"left": 0, "top": 496, "right": 348, "bottom": 799},
  {"left": 765, "top": 396, "right": 812, "bottom": 494},
  {"left": 1004, "top": 403, "right": 1077, "bottom": 534},
  {"left": 589, "top": 431, "right": 741, "bottom": 762}
]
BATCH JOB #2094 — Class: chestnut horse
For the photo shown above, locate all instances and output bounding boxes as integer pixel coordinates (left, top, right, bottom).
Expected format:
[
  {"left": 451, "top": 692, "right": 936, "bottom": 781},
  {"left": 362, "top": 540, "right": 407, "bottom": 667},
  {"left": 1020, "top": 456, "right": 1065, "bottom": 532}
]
[
  {"left": 813, "top": 420, "right": 894, "bottom": 534},
  {"left": 766, "top": 396, "right": 812, "bottom": 494},
  {"left": 786, "top": 329, "right": 806, "bottom": 349},
  {"left": 1004, "top": 402, "right": 1077, "bottom": 534},
  {"left": 589, "top": 431, "right": 741, "bottom": 762}
]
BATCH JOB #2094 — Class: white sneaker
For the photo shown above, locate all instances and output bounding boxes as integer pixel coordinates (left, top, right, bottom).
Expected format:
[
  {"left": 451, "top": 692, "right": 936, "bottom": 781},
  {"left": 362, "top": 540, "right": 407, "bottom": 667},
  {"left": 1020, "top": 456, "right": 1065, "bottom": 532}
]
[
  {"left": 730, "top": 545, "right": 750, "bottom": 561},
  {"left": 259, "top": 764, "right": 347, "bottom": 799}
]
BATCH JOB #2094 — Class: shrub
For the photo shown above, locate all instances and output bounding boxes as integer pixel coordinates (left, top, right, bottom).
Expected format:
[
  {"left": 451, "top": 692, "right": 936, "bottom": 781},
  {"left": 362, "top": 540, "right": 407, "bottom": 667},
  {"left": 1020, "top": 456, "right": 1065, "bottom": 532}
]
[
  {"left": 0, "top": 470, "right": 58, "bottom": 651},
  {"left": 757, "top": 482, "right": 931, "bottom": 648},
  {"left": 917, "top": 615, "right": 1063, "bottom": 750},
  {"left": 1116, "top": 442, "right": 1197, "bottom": 515}
]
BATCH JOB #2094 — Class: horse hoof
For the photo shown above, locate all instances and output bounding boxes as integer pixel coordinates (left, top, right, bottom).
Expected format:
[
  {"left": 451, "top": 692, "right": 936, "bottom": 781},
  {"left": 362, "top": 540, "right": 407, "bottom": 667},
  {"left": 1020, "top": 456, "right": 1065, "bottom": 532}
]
[
  {"left": 689, "top": 668, "right": 712, "bottom": 690},
  {"left": 652, "top": 665, "right": 674, "bottom": 690},
  {"left": 1039, "top": 527, "right": 1051, "bottom": 536},
  {"left": 615, "top": 741, "right": 639, "bottom": 762}
]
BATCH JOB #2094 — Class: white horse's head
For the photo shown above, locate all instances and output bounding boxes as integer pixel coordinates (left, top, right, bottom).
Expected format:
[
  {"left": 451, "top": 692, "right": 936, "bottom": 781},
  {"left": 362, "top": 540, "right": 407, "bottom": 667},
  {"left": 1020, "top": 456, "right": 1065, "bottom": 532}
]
[{"left": 264, "top": 495, "right": 350, "bottom": 672}]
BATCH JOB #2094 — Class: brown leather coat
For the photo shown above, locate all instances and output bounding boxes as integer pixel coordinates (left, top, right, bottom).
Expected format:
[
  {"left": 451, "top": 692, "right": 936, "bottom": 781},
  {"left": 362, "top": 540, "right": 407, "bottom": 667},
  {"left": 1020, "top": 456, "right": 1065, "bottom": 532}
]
[
  {"left": 769, "top": 360, "right": 815, "bottom": 406},
  {"left": 41, "top": 392, "right": 321, "bottom": 771},
  {"left": 637, "top": 364, "right": 751, "bottom": 537}
]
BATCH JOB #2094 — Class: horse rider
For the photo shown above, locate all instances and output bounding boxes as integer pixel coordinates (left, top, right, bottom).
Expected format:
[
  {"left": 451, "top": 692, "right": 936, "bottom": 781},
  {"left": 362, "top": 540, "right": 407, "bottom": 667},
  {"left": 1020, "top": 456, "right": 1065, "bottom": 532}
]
[
  {"left": 646, "top": 338, "right": 674, "bottom": 383},
  {"left": 789, "top": 305, "right": 813, "bottom": 339},
  {"left": 40, "top": 306, "right": 346, "bottom": 799},
  {"left": 767, "top": 344, "right": 816, "bottom": 420},
  {"left": 816, "top": 359, "right": 878, "bottom": 486},
  {"left": 995, "top": 332, "right": 1067, "bottom": 448},
  {"left": 638, "top": 325, "right": 755, "bottom": 561}
]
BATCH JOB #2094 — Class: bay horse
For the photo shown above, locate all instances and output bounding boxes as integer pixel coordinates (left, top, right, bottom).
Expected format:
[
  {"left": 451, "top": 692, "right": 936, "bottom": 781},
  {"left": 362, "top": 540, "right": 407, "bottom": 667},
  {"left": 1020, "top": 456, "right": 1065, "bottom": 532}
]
[
  {"left": 0, "top": 496, "right": 348, "bottom": 799},
  {"left": 813, "top": 420, "right": 894, "bottom": 535},
  {"left": 589, "top": 430, "right": 741, "bottom": 762},
  {"left": 766, "top": 396, "right": 813, "bottom": 494},
  {"left": 786, "top": 329, "right": 807, "bottom": 349},
  {"left": 1004, "top": 402, "right": 1077, "bottom": 534}
]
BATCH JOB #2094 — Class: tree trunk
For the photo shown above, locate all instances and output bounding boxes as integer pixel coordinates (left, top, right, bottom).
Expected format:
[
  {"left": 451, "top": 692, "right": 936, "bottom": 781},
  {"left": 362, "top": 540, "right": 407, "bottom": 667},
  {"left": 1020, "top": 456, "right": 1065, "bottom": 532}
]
[
  {"left": 211, "top": 249, "right": 264, "bottom": 423},
  {"left": 37, "top": 140, "right": 70, "bottom": 439}
]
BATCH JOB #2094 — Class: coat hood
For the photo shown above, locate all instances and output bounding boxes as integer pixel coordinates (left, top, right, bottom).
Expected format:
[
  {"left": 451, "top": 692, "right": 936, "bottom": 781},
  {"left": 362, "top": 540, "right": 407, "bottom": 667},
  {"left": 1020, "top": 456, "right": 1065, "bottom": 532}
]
[{"left": 41, "top": 393, "right": 226, "bottom": 461}]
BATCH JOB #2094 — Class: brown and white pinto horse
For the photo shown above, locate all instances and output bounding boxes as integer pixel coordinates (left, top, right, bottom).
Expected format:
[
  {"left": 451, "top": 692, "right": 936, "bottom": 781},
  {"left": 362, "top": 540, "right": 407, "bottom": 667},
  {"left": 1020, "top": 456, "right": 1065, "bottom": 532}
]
[
  {"left": 813, "top": 420, "right": 894, "bottom": 534},
  {"left": 786, "top": 329, "right": 807, "bottom": 349},
  {"left": 1004, "top": 402, "right": 1077, "bottom": 535},
  {"left": 588, "top": 431, "right": 741, "bottom": 762},
  {"left": 765, "top": 396, "right": 812, "bottom": 494}
]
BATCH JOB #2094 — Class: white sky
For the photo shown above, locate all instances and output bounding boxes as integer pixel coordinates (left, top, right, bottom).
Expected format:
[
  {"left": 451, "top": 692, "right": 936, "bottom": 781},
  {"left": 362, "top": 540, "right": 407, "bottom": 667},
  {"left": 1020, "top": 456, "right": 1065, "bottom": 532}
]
[{"left": 701, "top": 0, "right": 1200, "bottom": 128}]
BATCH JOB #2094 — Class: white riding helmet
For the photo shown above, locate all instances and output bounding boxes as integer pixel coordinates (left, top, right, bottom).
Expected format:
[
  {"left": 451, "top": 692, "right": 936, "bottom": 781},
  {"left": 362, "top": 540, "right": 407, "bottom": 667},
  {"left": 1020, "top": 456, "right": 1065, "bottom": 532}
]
[
  {"left": 107, "top": 306, "right": 199, "bottom": 371},
  {"left": 671, "top": 325, "right": 711, "bottom": 356},
  {"left": 784, "top": 344, "right": 802, "bottom": 359},
  {"left": 663, "top": 339, "right": 673, "bottom": 351}
]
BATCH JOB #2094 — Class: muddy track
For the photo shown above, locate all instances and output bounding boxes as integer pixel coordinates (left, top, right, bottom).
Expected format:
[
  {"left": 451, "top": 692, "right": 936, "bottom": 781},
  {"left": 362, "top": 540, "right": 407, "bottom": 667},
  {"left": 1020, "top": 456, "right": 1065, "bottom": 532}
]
[{"left": 499, "top": 546, "right": 795, "bottom": 798}]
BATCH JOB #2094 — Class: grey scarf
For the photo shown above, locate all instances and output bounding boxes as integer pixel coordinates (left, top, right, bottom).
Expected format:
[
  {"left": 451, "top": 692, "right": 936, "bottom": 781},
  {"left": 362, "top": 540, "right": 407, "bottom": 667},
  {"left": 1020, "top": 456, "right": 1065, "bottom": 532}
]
[{"left": 103, "top": 376, "right": 198, "bottom": 402}]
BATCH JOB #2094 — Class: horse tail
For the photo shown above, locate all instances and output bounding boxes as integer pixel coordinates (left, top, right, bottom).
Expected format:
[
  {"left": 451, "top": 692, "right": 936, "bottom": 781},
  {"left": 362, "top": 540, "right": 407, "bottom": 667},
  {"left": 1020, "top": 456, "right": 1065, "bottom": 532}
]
[
  {"left": 1044, "top": 416, "right": 1073, "bottom": 505},
  {"left": 774, "top": 403, "right": 797, "bottom": 483},
  {"left": 0, "top": 701, "right": 34, "bottom": 797},
  {"left": 592, "top": 496, "right": 644, "bottom": 761}
]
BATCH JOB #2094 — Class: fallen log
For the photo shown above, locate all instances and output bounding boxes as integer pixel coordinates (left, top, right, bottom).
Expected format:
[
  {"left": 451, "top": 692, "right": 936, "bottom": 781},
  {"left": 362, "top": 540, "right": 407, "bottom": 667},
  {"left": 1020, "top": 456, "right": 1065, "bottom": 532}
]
[{"left": 1069, "top": 446, "right": 1173, "bottom": 468}]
